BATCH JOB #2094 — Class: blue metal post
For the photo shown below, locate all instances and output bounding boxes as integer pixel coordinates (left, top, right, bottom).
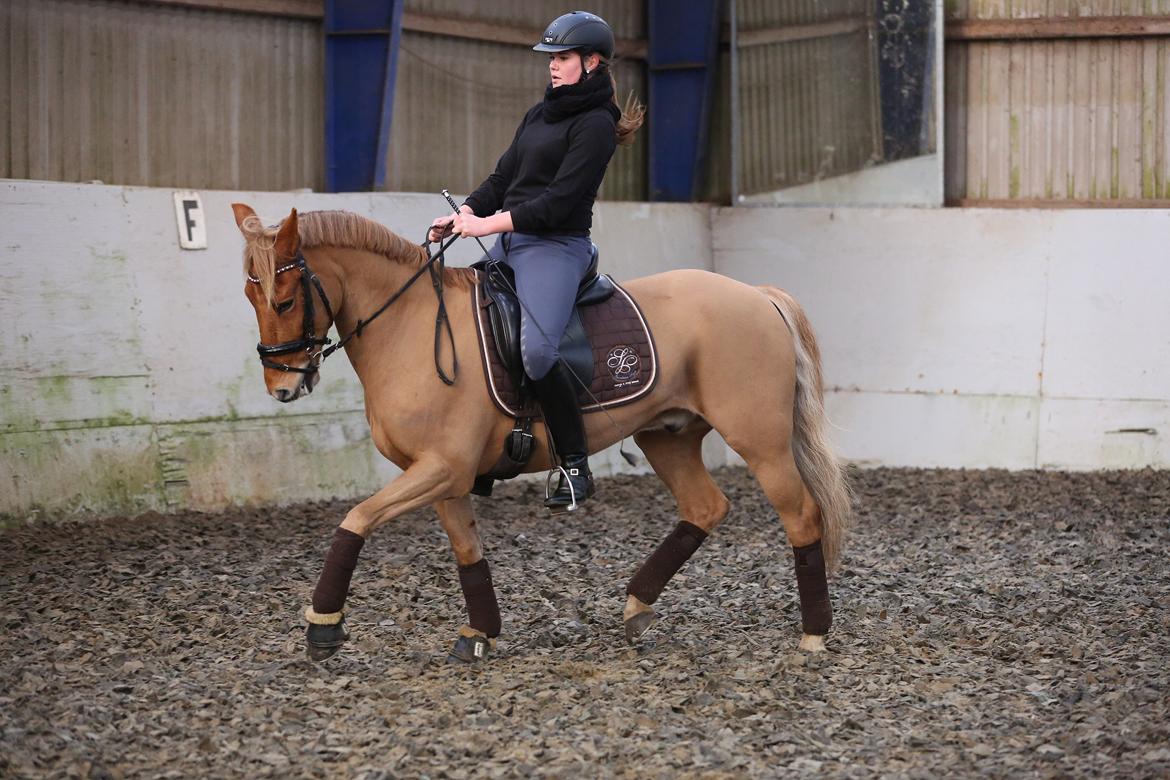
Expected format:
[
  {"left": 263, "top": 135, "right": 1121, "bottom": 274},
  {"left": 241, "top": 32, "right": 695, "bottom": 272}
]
[
  {"left": 647, "top": 0, "right": 721, "bottom": 201},
  {"left": 324, "top": 0, "right": 404, "bottom": 192}
]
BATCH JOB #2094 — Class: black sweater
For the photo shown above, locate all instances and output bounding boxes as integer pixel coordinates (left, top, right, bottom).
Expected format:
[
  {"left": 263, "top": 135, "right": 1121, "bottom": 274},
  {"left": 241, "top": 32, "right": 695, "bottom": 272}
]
[{"left": 463, "top": 100, "right": 619, "bottom": 235}]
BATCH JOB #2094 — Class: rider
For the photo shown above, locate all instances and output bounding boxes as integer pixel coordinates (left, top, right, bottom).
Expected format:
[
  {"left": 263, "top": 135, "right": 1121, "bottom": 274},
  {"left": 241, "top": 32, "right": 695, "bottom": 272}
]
[{"left": 429, "top": 11, "right": 644, "bottom": 510}]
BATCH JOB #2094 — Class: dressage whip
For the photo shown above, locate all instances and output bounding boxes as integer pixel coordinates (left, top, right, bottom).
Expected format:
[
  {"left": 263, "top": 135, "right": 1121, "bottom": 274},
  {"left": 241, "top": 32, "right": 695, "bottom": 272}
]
[{"left": 438, "top": 189, "right": 639, "bottom": 468}]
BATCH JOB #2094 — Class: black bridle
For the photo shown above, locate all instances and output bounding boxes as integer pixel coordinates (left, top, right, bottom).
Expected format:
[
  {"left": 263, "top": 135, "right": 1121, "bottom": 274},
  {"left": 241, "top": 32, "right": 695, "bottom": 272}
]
[
  {"left": 248, "top": 231, "right": 460, "bottom": 384},
  {"left": 251, "top": 250, "right": 335, "bottom": 375}
]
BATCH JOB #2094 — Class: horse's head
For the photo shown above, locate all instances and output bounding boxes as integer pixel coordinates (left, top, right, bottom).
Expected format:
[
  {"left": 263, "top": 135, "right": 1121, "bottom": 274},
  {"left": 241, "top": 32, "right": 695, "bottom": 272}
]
[{"left": 233, "top": 203, "right": 333, "bottom": 403}]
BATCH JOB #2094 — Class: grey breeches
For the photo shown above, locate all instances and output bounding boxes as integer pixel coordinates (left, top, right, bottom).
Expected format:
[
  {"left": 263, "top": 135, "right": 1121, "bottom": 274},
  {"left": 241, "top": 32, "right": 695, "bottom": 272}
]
[{"left": 487, "top": 232, "right": 593, "bottom": 381}]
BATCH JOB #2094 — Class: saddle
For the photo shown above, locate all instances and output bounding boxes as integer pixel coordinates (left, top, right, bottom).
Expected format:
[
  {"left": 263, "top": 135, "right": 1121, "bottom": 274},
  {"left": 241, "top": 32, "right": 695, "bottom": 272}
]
[
  {"left": 469, "top": 244, "right": 659, "bottom": 493},
  {"left": 470, "top": 244, "right": 613, "bottom": 393}
]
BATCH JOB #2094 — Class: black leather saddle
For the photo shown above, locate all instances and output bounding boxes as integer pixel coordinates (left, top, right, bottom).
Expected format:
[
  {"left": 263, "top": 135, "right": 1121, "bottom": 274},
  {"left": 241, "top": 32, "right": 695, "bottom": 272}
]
[{"left": 471, "top": 243, "right": 615, "bottom": 392}]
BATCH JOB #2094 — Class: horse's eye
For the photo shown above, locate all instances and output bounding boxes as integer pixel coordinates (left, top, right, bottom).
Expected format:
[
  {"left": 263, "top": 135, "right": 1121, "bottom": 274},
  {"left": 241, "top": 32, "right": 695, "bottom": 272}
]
[{"left": 275, "top": 298, "right": 295, "bottom": 314}]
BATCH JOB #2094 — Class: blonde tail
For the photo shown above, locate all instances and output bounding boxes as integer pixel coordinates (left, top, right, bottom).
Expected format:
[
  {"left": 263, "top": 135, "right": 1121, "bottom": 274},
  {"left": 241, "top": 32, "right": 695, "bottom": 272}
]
[{"left": 758, "top": 286, "right": 852, "bottom": 571}]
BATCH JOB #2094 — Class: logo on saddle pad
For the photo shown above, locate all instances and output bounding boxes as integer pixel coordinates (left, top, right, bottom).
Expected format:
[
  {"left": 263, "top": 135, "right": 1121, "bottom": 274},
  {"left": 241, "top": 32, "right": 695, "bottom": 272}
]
[{"left": 606, "top": 345, "right": 641, "bottom": 388}]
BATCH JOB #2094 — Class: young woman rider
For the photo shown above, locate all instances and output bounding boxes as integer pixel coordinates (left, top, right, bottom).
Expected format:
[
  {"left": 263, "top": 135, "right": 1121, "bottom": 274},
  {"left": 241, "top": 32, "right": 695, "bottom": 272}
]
[{"left": 429, "top": 11, "right": 644, "bottom": 511}]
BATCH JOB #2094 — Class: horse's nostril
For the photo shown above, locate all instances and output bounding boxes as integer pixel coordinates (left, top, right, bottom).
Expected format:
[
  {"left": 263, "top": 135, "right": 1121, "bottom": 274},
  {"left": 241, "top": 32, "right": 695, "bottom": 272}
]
[{"left": 274, "top": 388, "right": 294, "bottom": 402}]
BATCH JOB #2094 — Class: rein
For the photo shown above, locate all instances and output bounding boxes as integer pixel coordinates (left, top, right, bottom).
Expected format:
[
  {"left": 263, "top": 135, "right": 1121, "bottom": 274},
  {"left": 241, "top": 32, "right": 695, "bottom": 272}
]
[{"left": 248, "top": 232, "right": 461, "bottom": 384}]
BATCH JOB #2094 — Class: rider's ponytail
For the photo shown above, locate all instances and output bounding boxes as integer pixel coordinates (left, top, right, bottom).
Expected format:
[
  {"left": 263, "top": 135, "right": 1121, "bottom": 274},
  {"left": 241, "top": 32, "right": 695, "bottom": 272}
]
[{"left": 607, "top": 67, "right": 644, "bottom": 146}]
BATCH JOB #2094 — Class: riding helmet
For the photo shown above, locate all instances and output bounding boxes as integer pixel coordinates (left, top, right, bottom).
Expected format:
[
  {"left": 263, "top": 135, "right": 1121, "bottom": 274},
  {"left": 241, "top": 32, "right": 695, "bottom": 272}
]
[{"left": 532, "top": 11, "right": 615, "bottom": 60}]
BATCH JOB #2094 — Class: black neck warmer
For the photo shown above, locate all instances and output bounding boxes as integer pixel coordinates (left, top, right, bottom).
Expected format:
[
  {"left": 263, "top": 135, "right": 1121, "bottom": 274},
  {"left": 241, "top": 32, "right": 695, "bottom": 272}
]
[{"left": 543, "top": 67, "right": 620, "bottom": 123}]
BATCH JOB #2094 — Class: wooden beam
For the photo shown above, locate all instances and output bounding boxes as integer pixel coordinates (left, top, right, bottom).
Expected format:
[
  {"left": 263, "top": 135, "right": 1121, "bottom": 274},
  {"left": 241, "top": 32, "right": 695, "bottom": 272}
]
[
  {"left": 401, "top": 11, "right": 648, "bottom": 60},
  {"left": 127, "top": 0, "right": 323, "bottom": 18},
  {"left": 946, "top": 15, "right": 1170, "bottom": 41},
  {"left": 123, "top": 2, "right": 654, "bottom": 62},
  {"left": 948, "top": 198, "right": 1170, "bottom": 209},
  {"left": 735, "top": 17, "right": 869, "bottom": 48}
]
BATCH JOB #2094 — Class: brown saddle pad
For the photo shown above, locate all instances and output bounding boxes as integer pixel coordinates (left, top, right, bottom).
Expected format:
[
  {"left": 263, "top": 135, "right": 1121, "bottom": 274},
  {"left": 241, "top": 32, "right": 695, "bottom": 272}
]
[{"left": 471, "top": 273, "right": 659, "bottom": 418}]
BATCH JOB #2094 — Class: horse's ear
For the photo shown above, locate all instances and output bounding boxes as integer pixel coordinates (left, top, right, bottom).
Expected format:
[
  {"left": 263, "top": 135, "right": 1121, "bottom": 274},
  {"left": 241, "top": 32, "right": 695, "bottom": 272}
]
[
  {"left": 274, "top": 208, "right": 299, "bottom": 257},
  {"left": 231, "top": 203, "right": 257, "bottom": 233}
]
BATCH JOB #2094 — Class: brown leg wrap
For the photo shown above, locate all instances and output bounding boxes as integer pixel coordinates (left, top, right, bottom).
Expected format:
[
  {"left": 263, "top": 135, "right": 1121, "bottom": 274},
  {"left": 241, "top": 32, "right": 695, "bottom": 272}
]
[
  {"left": 626, "top": 521, "right": 709, "bottom": 606},
  {"left": 794, "top": 539, "right": 832, "bottom": 635},
  {"left": 311, "top": 527, "right": 365, "bottom": 614},
  {"left": 458, "top": 559, "right": 501, "bottom": 638}
]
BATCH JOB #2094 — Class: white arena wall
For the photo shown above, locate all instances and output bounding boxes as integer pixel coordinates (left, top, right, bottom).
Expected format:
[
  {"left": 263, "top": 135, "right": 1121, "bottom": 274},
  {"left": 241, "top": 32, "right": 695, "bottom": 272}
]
[
  {"left": 715, "top": 206, "right": 1170, "bottom": 471},
  {"left": 0, "top": 180, "right": 712, "bottom": 519},
  {"left": 1, "top": 178, "right": 1165, "bottom": 519}
]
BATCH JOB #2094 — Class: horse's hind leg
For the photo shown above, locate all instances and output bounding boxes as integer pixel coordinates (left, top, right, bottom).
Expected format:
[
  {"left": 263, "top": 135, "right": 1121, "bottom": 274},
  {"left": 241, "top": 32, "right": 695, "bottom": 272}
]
[
  {"left": 733, "top": 443, "right": 832, "bottom": 652},
  {"left": 624, "top": 424, "right": 730, "bottom": 642},
  {"left": 693, "top": 336, "right": 834, "bottom": 651}
]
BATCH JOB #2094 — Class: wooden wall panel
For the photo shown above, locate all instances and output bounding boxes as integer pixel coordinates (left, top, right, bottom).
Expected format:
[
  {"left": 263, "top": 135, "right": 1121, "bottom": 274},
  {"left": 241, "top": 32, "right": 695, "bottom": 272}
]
[
  {"left": 946, "top": 36, "right": 1169, "bottom": 201},
  {"left": 945, "top": 0, "right": 1170, "bottom": 203},
  {"left": 1, "top": 0, "right": 323, "bottom": 191}
]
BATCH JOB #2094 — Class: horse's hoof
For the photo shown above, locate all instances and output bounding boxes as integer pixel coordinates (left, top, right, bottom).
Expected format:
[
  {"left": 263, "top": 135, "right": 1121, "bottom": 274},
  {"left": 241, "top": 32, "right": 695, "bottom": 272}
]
[
  {"left": 306, "top": 618, "right": 349, "bottom": 661},
  {"left": 446, "top": 626, "right": 496, "bottom": 664},
  {"left": 624, "top": 609, "right": 657, "bottom": 644},
  {"left": 799, "top": 633, "right": 826, "bottom": 652},
  {"left": 307, "top": 642, "right": 340, "bottom": 662}
]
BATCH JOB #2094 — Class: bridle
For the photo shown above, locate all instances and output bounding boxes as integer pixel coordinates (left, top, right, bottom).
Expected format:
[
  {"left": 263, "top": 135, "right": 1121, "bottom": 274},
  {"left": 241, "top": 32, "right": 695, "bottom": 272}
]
[
  {"left": 246, "top": 231, "right": 460, "bottom": 384},
  {"left": 249, "top": 250, "right": 335, "bottom": 375}
]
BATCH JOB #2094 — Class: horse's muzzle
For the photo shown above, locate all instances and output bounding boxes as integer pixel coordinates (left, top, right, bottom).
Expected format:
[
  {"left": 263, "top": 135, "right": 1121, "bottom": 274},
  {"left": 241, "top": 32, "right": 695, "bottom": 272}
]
[{"left": 272, "top": 369, "right": 319, "bottom": 402}]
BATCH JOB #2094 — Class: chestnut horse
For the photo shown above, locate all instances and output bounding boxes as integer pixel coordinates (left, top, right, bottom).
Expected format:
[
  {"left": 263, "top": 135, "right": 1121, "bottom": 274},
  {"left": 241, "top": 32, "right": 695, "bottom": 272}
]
[{"left": 233, "top": 204, "right": 851, "bottom": 662}]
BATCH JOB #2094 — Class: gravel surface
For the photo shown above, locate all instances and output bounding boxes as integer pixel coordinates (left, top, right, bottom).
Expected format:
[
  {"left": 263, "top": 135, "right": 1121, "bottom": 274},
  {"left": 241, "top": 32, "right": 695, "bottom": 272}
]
[{"left": 2, "top": 467, "right": 1168, "bottom": 779}]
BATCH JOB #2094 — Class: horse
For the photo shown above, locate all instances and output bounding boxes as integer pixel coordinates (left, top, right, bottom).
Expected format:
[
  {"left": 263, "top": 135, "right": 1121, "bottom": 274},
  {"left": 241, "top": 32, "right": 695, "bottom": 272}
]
[{"left": 232, "top": 203, "right": 852, "bottom": 663}]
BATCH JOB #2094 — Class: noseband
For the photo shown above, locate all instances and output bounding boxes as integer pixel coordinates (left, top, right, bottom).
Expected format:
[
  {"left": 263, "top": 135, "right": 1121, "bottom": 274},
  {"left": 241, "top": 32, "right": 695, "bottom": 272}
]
[
  {"left": 248, "top": 250, "right": 335, "bottom": 375},
  {"left": 246, "top": 232, "right": 460, "bottom": 383}
]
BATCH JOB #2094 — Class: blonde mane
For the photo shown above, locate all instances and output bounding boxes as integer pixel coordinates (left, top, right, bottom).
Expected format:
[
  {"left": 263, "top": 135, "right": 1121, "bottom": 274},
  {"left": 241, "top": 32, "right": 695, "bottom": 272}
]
[{"left": 241, "top": 210, "right": 476, "bottom": 303}]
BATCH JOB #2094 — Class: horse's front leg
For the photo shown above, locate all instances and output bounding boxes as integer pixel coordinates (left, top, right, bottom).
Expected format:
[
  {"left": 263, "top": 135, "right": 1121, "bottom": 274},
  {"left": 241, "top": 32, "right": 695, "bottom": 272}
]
[
  {"left": 304, "top": 455, "right": 461, "bottom": 661},
  {"left": 435, "top": 496, "right": 501, "bottom": 663}
]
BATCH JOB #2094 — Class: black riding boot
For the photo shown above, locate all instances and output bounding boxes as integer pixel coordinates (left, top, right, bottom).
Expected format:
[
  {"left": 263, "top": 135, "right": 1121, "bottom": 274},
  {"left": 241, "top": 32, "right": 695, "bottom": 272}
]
[{"left": 531, "top": 362, "right": 594, "bottom": 510}]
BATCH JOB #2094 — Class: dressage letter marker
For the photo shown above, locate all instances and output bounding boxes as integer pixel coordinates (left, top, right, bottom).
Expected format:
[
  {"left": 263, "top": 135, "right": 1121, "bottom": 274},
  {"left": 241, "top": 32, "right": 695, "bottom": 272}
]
[{"left": 172, "top": 191, "right": 207, "bottom": 250}]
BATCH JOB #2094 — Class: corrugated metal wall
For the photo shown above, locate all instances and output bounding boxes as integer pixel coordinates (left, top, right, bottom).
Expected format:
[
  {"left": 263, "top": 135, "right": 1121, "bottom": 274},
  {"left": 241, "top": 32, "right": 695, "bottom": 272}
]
[
  {"left": 945, "top": 1, "right": 1170, "bottom": 202},
  {"left": 734, "top": 0, "right": 881, "bottom": 196},
  {"left": 8, "top": 0, "right": 1165, "bottom": 206},
  {"left": 1, "top": 0, "right": 646, "bottom": 199},
  {"left": 1, "top": 0, "right": 324, "bottom": 191},
  {"left": 388, "top": 0, "right": 647, "bottom": 201}
]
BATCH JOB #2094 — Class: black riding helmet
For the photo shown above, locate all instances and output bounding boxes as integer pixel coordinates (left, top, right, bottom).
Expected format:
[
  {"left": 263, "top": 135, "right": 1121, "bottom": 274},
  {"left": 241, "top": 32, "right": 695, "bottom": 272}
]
[{"left": 532, "top": 11, "right": 615, "bottom": 61}]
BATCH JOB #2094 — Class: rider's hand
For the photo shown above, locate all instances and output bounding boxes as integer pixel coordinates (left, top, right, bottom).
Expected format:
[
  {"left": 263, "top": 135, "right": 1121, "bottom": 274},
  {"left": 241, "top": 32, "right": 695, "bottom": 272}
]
[
  {"left": 428, "top": 215, "right": 455, "bottom": 243},
  {"left": 452, "top": 211, "right": 486, "bottom": 239}
]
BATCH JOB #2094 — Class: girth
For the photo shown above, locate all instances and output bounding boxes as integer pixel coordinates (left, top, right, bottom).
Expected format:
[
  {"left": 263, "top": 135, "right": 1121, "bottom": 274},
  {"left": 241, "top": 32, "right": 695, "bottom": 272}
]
[{"left": 469, "top": 243, "right": 615, "bottom": 392}]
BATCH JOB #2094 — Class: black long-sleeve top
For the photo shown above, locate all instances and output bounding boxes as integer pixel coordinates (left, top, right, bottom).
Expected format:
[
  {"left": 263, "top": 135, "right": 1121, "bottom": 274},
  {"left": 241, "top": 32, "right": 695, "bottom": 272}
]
[{"left": 463, "top": 100, "right": 619, "bottom": 235}]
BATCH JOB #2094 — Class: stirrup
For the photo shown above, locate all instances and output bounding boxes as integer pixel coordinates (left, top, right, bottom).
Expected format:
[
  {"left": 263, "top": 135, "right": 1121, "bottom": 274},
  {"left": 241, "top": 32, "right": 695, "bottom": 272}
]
[{"left": 545, "top": 465, "right": 580, "bottom": 513}]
